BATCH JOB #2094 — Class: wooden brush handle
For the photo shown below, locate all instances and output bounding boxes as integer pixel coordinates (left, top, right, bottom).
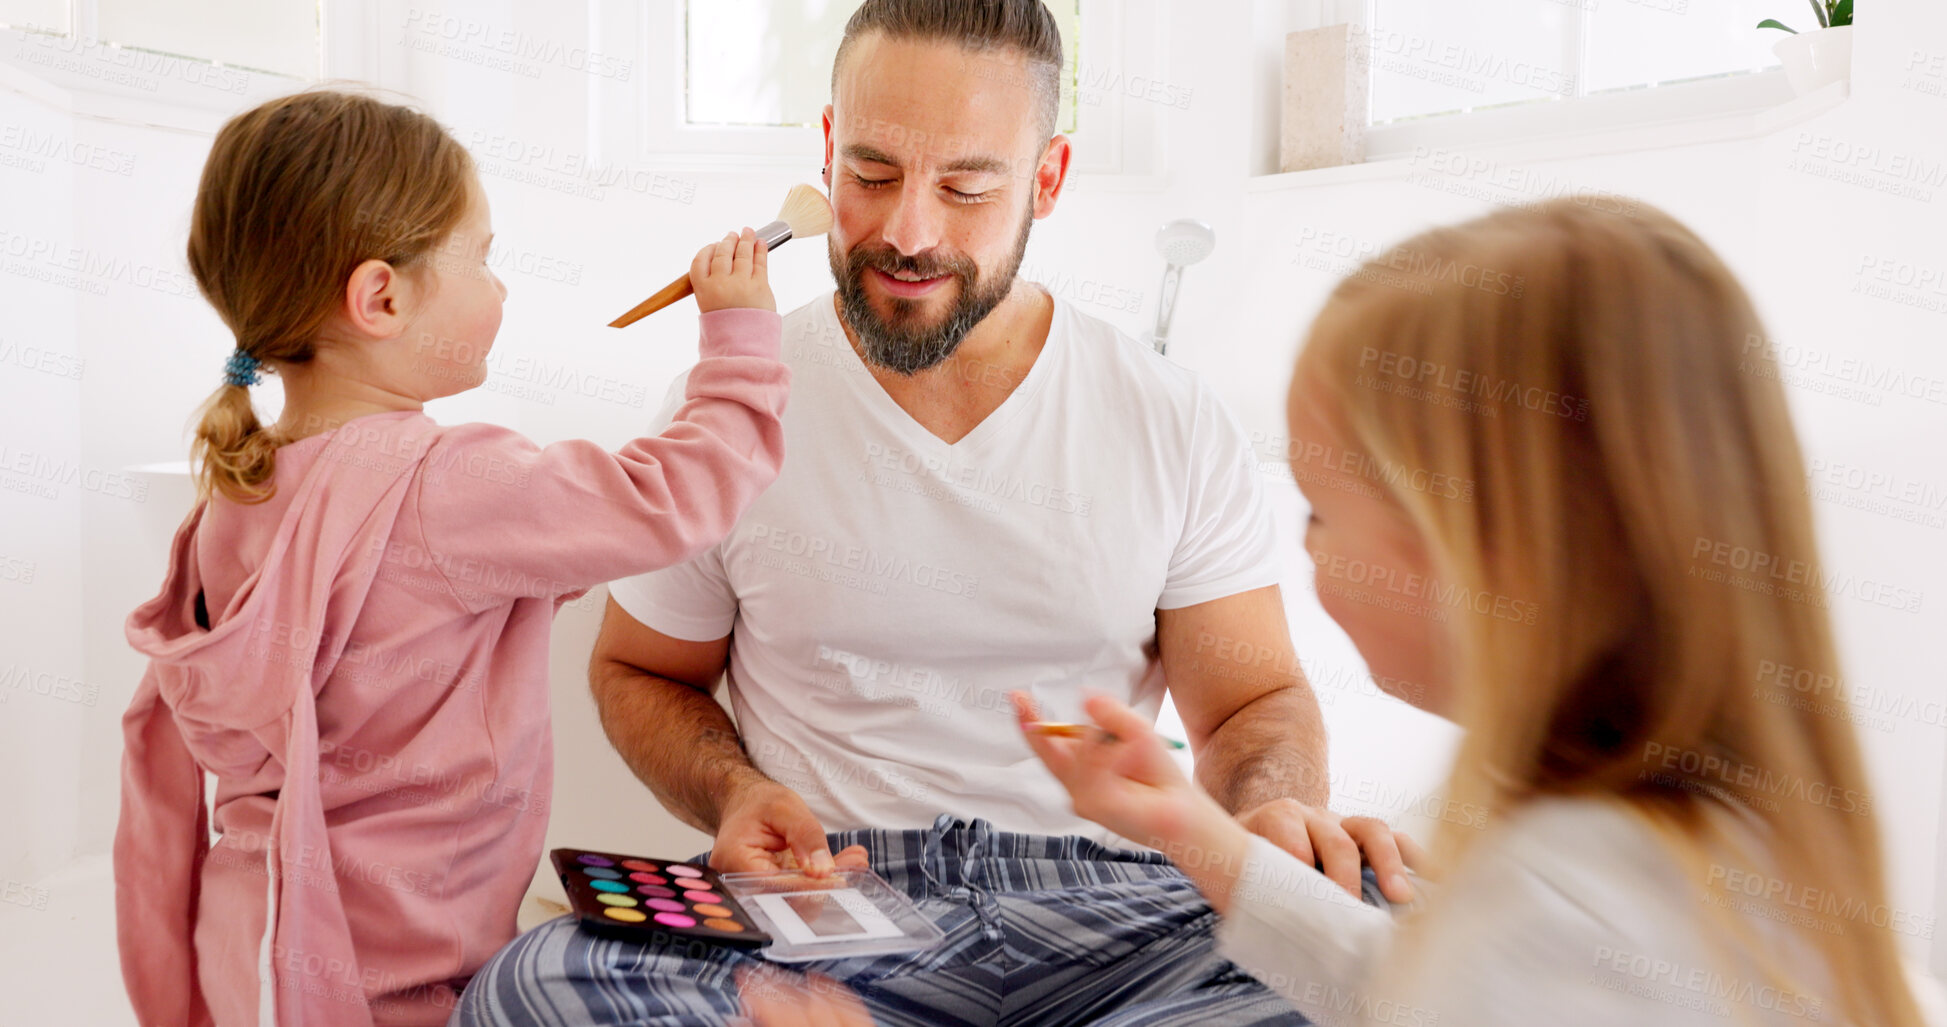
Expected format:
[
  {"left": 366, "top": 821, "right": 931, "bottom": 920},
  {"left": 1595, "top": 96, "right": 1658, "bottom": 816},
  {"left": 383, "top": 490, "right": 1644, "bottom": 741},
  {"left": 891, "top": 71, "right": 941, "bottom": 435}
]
[{"left": 609, "top": 274, "right": 694, "bottom": 328}]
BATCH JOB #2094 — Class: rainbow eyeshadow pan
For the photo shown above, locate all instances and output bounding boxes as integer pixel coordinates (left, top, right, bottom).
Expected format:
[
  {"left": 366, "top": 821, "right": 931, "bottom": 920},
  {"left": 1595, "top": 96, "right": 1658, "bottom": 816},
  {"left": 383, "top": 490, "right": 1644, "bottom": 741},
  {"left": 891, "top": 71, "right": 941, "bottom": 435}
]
[{"left": 551, "top": 848, "right": 769, "bottom": 951}]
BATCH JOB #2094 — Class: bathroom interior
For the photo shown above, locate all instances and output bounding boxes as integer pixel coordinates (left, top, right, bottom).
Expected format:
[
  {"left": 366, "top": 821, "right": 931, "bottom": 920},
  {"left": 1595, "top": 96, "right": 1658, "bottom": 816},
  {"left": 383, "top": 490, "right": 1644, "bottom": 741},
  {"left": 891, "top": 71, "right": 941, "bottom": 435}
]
[{"left": 1, "top": 1, "right": 1943, "bottom": 1021}]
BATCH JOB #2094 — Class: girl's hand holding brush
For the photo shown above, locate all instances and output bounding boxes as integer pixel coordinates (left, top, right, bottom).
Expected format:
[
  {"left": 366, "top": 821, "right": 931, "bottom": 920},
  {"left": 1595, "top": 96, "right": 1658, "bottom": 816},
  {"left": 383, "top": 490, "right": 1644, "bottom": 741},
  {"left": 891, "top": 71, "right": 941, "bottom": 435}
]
[
  {"left": 613, "top": 183, "right": 831, "bottom": 327},
  {"left": 691, "top": 228, "right": 774, "bottom": 314},
  {"left": 1013, "top": 691, "right": 1421, "bottom": 911},
  {"left": 1012, "top": 691, "right": 1256, "bottom": 915}
]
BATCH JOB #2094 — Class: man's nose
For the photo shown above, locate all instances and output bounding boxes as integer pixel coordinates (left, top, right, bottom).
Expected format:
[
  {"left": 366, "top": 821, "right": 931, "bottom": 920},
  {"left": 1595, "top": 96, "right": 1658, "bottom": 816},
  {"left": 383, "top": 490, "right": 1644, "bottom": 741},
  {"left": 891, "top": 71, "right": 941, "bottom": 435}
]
[{"left": 879, "top": 180, "right": 944, "bottom": 257}]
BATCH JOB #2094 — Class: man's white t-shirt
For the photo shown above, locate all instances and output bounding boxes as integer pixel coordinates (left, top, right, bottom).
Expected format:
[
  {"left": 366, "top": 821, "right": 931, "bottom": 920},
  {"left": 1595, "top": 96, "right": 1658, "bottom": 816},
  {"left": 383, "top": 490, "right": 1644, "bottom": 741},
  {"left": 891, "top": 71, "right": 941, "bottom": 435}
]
[{"left": 609, "top": 293, "right": 1278, "bottom": 843}]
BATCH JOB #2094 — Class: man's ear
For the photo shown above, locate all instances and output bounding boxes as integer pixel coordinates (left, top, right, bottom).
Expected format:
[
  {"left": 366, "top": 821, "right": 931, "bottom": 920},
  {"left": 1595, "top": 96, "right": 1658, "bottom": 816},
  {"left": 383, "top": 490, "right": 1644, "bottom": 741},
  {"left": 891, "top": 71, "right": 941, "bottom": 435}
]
[
  {"left": 341, "top": 258, "right": 409, "bottom": 339},
  {"left": 821, "top": 104, "right": 836, "bottom": 186},
  {"left": 1031, "top": 134, "right": 1073, "bottom": 220}
]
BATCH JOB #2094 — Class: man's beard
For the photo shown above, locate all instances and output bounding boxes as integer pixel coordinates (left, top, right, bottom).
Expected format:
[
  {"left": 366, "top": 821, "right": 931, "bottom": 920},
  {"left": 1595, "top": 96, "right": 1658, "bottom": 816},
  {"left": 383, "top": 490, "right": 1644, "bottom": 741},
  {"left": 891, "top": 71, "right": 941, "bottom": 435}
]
[{"left": 831, "top": 206, "right": 1034, "bottom": 376}]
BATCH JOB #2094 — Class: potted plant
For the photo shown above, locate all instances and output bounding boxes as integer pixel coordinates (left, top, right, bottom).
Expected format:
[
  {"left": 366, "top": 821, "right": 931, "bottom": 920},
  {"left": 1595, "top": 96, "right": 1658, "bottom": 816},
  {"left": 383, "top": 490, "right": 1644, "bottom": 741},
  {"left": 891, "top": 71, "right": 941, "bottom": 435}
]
[{"left": 1759, "top": 0, "right": 1854, "bottom": 96}]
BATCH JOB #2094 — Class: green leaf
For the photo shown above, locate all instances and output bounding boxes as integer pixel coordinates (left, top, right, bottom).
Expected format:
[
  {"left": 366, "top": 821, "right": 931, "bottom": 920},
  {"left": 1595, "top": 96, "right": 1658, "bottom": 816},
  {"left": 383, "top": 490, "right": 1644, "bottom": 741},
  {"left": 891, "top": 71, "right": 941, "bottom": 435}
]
[
  {"left": 1757, "top": 18, "right": 1798, "bottom": 32},
  {"left": 1807, "top": 0, "right": 1828, "bottom": 28},
  {"left": 1831, "top": 0, "right": 1852, "bottom": 26}
]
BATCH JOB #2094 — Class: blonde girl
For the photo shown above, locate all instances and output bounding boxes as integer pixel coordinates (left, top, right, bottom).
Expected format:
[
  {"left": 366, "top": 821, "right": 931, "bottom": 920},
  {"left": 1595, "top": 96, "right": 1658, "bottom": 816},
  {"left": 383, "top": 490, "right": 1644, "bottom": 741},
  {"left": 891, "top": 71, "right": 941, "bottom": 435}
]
[{"left": 1013, "top": 198, "right": 1936, "bottom": 1027}]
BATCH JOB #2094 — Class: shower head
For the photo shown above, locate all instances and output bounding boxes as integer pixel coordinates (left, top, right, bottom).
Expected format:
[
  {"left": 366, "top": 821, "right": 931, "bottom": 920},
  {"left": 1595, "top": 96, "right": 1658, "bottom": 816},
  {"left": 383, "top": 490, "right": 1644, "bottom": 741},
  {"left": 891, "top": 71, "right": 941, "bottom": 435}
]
[
  {"left": 1155, "top": 219, "right": 1217, "bottom": 268},
  {"left": 1152, "top": 219, "right": 1216, "bottom": 356}
]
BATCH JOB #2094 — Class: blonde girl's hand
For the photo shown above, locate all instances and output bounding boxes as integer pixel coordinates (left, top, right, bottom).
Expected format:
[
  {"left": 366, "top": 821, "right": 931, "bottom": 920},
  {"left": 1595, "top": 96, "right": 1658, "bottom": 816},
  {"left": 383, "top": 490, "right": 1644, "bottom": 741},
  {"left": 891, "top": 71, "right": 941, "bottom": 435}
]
[
  {"left": 1010, "top": 693, "right": 1221, "bottom": 852},
  {"left": 1012, "top": 691, "right": 1259, "bottom": 915},
  {"left": 735, "top": 968, "right": 874, "bottom": 1027},
  {"left": 691, "top": 227, "right": 775, "bottom": 313}
]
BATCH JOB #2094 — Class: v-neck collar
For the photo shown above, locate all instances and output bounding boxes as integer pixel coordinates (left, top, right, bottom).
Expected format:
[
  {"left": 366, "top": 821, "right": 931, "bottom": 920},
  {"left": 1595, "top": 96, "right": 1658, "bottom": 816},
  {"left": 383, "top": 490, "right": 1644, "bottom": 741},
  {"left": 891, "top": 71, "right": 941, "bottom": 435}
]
[{"left": 825, "top": 292, "right": 1064, "bottom": 454}]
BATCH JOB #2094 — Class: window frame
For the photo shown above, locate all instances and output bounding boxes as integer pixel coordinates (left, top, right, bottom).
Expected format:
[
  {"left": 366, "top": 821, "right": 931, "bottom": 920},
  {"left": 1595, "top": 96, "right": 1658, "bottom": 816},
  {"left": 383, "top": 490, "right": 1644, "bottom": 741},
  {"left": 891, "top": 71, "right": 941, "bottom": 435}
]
[
  {"left": 587, "top": 0, "right": 1171, "bottom": 183},
  {"left": 1332, "top": 0, "right": 1802, "bottom": 162},
  {"left": 0, "top": 0, "right": 375, "bottom": 129}
]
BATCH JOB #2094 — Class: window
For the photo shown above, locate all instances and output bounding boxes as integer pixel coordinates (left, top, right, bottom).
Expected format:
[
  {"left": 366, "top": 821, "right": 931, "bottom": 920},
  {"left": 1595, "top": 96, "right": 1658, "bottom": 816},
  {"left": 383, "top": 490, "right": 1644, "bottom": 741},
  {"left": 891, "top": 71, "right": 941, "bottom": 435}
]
[
  {"left": 1, "top": 0, "right": 325, "bottom": 125},
  {"left": 0, "top": 0, "right": 66, "bottom": 34},
  {"left": 93, "top": 0, "right": 320, "bottom": 81},
  {"left": 1, "top": 0, "right": 320, "bottom": 81},
  {"left": 685, "top": 0, "right": 860, "bottom": 128},
  {"left": 683, "top": 0, "right": 1081, "bottom": 133},
  {"left": 1367, "top": 0, "right": 1782, "bottom": 124},
  {"left": 604, "top": 0, "right": 1157, "bottom": 179}
]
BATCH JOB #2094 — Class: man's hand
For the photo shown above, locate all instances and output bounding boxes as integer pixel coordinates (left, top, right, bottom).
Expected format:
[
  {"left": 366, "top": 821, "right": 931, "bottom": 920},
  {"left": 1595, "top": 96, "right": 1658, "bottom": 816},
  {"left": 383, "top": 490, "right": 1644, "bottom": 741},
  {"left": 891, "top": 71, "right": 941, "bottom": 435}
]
[
  {"left": 710, "top": 778, "right": 869, "bottom": 877},
  {"left": 691, "top": 227, "right": 775, "bottom": 313},
  {"left": 1234, "top": 799, "right": 1424, "bottom": 904}
]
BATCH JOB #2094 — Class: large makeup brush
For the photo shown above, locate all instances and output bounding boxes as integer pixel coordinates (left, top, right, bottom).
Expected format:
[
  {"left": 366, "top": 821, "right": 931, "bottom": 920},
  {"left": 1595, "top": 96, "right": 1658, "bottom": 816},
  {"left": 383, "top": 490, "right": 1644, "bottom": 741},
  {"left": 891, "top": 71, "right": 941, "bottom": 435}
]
[{"left": 609, "top": 183, "right": 834, "bottom": 328}]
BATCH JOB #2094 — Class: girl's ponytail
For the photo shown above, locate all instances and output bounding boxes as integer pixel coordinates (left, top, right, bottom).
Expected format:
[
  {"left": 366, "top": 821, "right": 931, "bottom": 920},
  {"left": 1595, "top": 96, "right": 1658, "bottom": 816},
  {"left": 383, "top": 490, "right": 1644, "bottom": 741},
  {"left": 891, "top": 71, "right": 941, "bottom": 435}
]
[{"left": 190, "top": 375, "right": 279, "bottom": 504}]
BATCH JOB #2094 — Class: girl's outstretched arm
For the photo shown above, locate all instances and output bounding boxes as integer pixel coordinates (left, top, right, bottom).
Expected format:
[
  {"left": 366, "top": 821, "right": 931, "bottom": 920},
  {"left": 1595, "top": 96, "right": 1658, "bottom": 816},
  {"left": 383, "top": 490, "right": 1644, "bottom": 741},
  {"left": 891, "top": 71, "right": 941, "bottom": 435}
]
[
  {"left": 406, "top": 311, "right": 789, "bottom": 612},
  {"left": 410, "top": 230, "right": 789, "bottom": 611}
]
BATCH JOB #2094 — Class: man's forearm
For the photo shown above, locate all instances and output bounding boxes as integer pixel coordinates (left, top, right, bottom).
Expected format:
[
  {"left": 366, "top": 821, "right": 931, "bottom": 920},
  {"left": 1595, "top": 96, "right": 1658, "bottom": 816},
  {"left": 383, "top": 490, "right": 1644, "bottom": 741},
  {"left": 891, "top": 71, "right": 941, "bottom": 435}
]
[
  {"left": 590, "top": 667, "right": 772, "bottom": 835},
  {"left": 1193, "top": 683, "right": 1330, "bottom": 810}
]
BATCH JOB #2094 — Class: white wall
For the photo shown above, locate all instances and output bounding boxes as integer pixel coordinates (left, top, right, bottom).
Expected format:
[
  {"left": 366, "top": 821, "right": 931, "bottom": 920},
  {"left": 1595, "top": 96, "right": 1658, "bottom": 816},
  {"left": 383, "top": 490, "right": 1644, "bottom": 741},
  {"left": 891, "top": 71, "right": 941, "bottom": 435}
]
[
  {"left": 0, "top": 0, "right": 1939, "bottom": 988},
  {"left": 0, "top": 69, "right": 86, "bottom": 892}
]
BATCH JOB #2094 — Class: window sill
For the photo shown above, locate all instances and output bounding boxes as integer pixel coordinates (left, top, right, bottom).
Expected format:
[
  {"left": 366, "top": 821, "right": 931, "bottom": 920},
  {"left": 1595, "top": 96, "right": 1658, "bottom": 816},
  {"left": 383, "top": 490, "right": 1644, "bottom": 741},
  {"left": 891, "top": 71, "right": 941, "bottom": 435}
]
[
  {"left": 0, "top": 30, "right": 302, "bottom": 135},
  {"left": 1248, "top": 72, "right": 1848, "bottom": 195}
]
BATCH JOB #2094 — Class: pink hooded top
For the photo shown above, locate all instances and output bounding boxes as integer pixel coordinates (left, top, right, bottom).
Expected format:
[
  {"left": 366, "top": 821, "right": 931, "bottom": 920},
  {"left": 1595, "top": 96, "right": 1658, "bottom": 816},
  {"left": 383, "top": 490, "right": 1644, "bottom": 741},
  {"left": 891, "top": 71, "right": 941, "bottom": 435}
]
[{"left": 117, "top": 310, "right": 788, "bottom": 1027}]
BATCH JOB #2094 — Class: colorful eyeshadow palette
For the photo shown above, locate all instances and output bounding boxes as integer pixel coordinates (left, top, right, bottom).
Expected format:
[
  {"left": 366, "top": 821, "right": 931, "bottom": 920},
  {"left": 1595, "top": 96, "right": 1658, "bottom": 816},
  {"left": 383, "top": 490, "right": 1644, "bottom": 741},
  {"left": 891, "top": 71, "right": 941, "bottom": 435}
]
[{"left": 550, "top": 848, "right": 770, "bottom": 949}]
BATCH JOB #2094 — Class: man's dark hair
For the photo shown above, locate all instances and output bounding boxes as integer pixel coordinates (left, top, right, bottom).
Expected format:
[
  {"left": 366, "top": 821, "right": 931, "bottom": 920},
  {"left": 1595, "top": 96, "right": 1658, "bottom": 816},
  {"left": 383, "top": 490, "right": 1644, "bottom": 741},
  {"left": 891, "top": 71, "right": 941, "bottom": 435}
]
[{"left": 831, "top": 0, "right": 1066, "bottom": 140}]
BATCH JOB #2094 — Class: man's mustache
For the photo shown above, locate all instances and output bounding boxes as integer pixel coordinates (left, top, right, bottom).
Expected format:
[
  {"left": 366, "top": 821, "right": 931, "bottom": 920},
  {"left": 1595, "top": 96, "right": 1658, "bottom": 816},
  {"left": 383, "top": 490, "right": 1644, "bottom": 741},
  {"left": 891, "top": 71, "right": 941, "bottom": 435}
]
[{"left": 847, "top": 246, "right": 977, "bottom": 282}]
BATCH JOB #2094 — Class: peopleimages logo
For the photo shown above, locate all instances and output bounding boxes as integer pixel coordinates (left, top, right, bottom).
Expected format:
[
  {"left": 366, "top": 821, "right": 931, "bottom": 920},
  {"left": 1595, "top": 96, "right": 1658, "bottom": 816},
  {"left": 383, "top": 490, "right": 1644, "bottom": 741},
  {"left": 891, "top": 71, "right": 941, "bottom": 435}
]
[
  {"left": 744, "top": 522, "right": 981, "bottom": 599},
  {"left": 401, "top": 9, "right": 633, "bottom": 80},
  {"left": 1310, "top": 549, "right": 1540, "bottom": 625},
  {"left": 1589, "top": 946, "right": 1823, "bottom": 1020},
  {"left": 1358, "top": 347, "right": 1587, "bottom": 421},
  {"left": 1641, "top": 741, "right": 1873, "bottom": 816},
  {"left": 1689, "top": 536, "right": 1924, "bottom": 614},
  {"left": 1351, "top": 27, "right": 1576, "bottom": 96},
  {"left": 0, "top": 124, "right": 137, "bottom": 175}
]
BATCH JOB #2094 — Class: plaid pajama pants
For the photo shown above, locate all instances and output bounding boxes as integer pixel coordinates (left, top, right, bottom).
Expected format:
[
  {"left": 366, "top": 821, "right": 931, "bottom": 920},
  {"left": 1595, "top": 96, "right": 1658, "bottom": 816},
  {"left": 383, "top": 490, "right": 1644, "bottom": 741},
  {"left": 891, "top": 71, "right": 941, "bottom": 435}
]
[{"left": 451, "top": 815, "right": 1383, "bottom": 1026}]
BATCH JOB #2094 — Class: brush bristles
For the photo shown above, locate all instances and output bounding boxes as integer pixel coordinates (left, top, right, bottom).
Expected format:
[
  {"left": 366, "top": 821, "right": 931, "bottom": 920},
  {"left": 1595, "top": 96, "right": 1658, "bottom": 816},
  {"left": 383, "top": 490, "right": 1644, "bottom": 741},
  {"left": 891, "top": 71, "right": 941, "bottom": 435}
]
[{"left": 776, "top": 183, "right": 834, "bottom": 240}]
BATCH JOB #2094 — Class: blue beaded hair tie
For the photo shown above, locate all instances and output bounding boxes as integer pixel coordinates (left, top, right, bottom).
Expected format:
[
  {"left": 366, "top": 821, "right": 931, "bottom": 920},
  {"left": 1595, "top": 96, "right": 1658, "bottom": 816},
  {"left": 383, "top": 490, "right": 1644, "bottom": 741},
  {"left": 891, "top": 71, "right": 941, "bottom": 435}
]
[{"left": 223, "top": 348, "right": 262, "bottom": 388}]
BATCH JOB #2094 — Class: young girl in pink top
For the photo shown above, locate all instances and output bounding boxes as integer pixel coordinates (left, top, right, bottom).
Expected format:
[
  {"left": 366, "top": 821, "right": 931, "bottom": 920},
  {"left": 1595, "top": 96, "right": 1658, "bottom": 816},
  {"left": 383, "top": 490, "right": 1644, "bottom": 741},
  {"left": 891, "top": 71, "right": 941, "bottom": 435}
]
[{"left": 118, "top": 89, "right": 790, "bottom": 1027}]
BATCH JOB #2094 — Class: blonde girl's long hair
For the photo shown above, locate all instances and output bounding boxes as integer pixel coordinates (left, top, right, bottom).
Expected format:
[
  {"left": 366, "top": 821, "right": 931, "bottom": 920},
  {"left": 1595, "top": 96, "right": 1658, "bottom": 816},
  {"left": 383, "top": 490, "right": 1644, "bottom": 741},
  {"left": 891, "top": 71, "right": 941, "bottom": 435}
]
[
  {"left": 1293, "top": 198, "right": 1923, "bottom": 1026},
  {"left": 186, "top": 87, "right": 474, "bottom": 504}
]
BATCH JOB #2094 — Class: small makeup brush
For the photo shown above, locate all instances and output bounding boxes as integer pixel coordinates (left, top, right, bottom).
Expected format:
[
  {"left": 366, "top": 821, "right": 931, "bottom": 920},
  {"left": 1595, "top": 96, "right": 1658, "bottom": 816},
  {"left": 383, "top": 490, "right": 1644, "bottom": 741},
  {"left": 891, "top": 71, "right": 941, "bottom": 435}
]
[
  {"left": 1027, "top": 721, "right": 1189, "bottom": 751},
  {"left": 608, "top": 183, "right": 835, "bottom": 329}
]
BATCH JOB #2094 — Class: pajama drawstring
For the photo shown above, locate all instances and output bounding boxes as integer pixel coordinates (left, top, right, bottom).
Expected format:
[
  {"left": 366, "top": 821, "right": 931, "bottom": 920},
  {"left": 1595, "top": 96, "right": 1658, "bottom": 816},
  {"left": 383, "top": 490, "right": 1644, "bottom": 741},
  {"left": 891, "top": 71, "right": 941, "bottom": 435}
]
[{"left": 923, "top": 815, "right": 1005, "bottom": 943}]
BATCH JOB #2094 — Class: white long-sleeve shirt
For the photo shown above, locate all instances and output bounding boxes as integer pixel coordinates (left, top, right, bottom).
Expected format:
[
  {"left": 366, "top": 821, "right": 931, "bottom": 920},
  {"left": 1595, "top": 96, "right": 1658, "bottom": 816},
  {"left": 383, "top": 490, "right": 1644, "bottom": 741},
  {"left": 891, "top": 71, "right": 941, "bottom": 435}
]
[{"left": 1214, "top": 796, "right": 1943, "bottom": 1027}]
